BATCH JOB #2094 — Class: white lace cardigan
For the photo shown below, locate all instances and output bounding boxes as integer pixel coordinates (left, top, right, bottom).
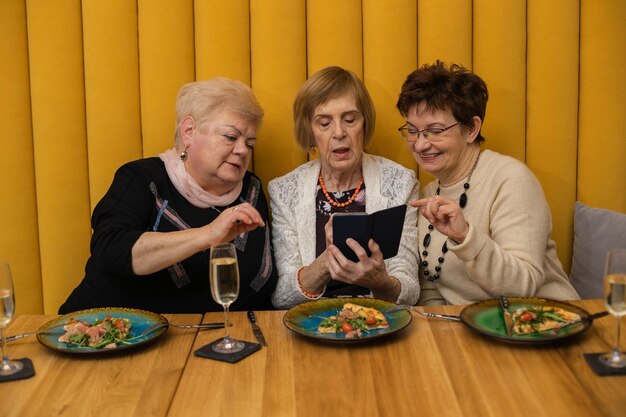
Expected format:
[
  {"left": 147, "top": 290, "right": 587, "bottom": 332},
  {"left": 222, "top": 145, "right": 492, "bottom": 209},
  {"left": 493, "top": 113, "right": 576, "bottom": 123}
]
[{"left": 268, "top": 153, "right": 421, "bottom": 309}]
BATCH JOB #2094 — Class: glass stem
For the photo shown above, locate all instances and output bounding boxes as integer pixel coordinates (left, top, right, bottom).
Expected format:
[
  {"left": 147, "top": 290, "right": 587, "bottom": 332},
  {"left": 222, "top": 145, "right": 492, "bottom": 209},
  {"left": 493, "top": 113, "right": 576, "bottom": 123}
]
[
  {"left": 223, "top": 305, "right": 231, "bottom": 342},
  {"left": 0, "top": 325, "right": 8, "bottom": 368},
  {"left": 613, "top": 316, "right": 622, "bottom": 359}
]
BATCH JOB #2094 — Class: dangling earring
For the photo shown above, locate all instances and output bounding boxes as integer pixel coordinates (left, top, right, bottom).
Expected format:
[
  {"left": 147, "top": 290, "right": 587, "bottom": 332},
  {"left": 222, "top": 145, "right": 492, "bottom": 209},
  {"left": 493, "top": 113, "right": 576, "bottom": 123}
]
[
  {"left": 180, "top": 145, "right": 189, "bottom": 161},
  {"left": 309, "top": 146, "right": 317, "bottom": 158}
]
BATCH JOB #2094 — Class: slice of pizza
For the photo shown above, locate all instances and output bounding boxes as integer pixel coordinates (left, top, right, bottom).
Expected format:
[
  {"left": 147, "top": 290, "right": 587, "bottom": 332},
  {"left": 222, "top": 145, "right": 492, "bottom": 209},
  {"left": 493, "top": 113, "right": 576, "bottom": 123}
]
[
  {"left": 342, "top": 303, "right": 390, "bottom": 330},
  {"left": 316, "top": 303, "right": 391, "bottom": 335},
  {"left": 511, "top": 306, "right": 581, "bottom": 335},
  {"left": 317, "top": 315, "right": 340, "bottom": 333}
]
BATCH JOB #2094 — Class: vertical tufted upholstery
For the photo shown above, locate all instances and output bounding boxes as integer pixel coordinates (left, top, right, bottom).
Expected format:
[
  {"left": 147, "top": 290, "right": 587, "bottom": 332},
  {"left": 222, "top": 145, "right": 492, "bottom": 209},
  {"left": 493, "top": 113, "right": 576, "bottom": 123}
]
[{"left": 1, "top": 0, "right": 624, "bottom": 313}]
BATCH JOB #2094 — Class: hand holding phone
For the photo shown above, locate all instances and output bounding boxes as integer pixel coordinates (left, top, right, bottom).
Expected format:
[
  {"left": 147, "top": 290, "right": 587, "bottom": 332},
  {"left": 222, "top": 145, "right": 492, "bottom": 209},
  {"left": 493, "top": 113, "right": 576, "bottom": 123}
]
[{"left": 331, "top": 204, "right": 407, "bottom": 262}]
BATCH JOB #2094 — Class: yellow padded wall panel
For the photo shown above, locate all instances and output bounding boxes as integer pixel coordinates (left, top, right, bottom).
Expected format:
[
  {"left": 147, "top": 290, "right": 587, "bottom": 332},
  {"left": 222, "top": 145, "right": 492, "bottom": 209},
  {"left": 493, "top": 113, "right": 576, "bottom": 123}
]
[
  {"left": 26, "top": 0, "right": 92, "bottom": 314},
  {"left": 250, "top": 0, "right": 307, "bottom": 187},
  {"left": 473, "top": 0, "right": 526, "bottom": 162},
  {"left": 138, "top": 0, "right": 195, "bottom": 157},
  {"left": 418, "top": 0, "right": 472, "bottom": 68},
  {"left": 195, "top": 0, "right": 251, "bottom": 83},
  {"left": 527, "top": 1, "right": 579, "bottom": 271},
  {"left": 0, "top": 0, "right": 43, "bottom": 314},
  {"left": 308, "top": 0, "right": 361, "bottom": 164},
  {"left": 579, "top": 1, "right": 626, "bottom": 213},
  {"left": 82, "top": 0, "right": 143, "bottom": 206},
  {"left": 416, "top": 0, "right": 473, "bottom": 186},
  {"left": 307, "top": 0, "right": 362, "bottom": 75},
  {"left": 12, "top": 0, "right": 624, "bottom": 311},
  {"left": 362, "top": 0, "right": 417, "bottom": 171}
]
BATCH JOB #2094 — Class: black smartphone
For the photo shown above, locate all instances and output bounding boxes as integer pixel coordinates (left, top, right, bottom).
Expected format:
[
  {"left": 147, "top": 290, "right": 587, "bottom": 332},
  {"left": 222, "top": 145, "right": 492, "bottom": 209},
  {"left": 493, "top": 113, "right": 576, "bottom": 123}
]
[{"left": 331, "top": 204, "right": 407, "bottom": 262}]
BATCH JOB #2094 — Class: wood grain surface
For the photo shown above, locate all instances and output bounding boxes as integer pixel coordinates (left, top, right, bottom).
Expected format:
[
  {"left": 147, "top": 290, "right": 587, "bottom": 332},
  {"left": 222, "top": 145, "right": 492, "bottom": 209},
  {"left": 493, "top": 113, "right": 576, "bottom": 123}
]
[{"left": 2, "top": 301, "right": 624, "bottom": 417}]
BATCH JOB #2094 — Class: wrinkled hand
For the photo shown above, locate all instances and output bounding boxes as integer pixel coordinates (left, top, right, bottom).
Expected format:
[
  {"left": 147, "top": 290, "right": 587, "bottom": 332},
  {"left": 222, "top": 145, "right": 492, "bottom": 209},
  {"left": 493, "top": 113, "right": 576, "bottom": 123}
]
[
  {"left": 410, "top": 196, "right": 468, "bottom": 244},
  {"left": 205, "top": 202, "right": 265, "bottom": 245},
  {"left": 325, "top": 238, "right": 394, "bottom": 292}
]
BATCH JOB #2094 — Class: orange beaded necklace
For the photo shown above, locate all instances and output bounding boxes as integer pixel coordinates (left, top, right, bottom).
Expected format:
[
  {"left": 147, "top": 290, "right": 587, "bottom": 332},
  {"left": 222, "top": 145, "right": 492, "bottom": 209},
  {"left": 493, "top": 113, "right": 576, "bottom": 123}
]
[{"left": 318, "top": 174, "right": 364, "bottom": 208}]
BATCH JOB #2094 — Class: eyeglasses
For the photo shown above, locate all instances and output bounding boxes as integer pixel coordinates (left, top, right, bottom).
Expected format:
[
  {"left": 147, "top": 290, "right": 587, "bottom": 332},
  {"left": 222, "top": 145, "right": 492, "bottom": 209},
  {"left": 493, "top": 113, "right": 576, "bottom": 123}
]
[{"left": 398, "top": 122, "right": 460, "bottom": 143}]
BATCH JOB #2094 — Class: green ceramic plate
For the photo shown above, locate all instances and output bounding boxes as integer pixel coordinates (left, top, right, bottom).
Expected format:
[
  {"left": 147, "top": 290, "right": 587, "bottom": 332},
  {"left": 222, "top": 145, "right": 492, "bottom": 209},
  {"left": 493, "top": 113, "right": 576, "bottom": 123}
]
[
  {"left": 37, "top": 307, "right": 168, "bottom": 354},
  {"left": 460, "top": 298, "right": 592, "bottom": 344},
  {"left": 283, "top": 297, "right": 412, "bottom": 343}
]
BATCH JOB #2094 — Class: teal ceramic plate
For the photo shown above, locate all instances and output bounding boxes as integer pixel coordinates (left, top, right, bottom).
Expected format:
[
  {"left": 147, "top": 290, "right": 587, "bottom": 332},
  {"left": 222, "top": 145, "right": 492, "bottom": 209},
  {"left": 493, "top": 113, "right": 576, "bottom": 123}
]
[
  {"left": 460, "top": 298, "right": 592, "bottom": 344},
  {"left": 37, "top": 307, "right": 168, "bottom": 354},
  {"left": 283, "top": 298, "right": 412, "bottom": 343}
]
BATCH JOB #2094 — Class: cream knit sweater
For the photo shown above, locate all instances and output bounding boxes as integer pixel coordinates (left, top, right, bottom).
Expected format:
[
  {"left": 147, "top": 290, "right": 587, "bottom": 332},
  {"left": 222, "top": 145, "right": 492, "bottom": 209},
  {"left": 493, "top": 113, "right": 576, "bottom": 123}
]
[{"left": 418, "top": 149, "right": 580, "bottom": 305}]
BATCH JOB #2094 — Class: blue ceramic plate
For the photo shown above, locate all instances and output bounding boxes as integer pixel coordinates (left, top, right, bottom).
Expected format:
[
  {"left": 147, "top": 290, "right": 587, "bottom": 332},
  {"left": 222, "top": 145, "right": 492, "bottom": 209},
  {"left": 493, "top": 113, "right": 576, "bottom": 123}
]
[
  {"left": 37, "top": 307, "right": 168, "bottom": 354},
  {"left": 283, "top": 298, "right": 412, "bottom": 343},
  {"left": 460, "top": 298, "right": 592, "bottom": 345}
]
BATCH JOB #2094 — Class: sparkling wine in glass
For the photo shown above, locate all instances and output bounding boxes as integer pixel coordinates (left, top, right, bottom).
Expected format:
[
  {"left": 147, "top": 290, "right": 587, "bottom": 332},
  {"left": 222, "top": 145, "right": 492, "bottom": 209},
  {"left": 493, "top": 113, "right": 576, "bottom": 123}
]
[
  {"left": 600, "top": 248, "right": 626, "bottom": 368},
  {"left": 0, "top": 261, "right": 24, "bottom": 375},
  {"left": 209, "top": 243, "right": 244, "bottom": 354}
]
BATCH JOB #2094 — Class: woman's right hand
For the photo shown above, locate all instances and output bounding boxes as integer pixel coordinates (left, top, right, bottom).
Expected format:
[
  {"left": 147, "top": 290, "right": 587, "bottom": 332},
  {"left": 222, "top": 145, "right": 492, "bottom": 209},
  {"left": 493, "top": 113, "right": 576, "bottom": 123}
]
[
  {"left": 294, "top": 218, "right": 337, "bottom": 296},
  {"left": 131, "top": 202, "right": 264, "bottom": 275},
  {"left": 410, "top": 196, "right": 469, "bottom": 244},
  {"left": 204, "top": 202, "right": 265, "bottom": 246}
]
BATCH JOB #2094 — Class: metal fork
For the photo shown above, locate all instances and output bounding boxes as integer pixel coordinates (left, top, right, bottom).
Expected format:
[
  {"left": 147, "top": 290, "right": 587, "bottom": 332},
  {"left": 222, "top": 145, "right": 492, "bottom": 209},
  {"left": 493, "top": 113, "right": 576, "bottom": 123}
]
[
  {"left": 7, "top": 321, "right": 227, "bottom": 342},
  {"left": 6, "top": 323, "right": 69, "bottom": 342},
  {"left": 385, "top": 305, "right": 462, "bottom": 322},
  {"left": 137, "top": 322, "right": 227, "bottom": 338}
]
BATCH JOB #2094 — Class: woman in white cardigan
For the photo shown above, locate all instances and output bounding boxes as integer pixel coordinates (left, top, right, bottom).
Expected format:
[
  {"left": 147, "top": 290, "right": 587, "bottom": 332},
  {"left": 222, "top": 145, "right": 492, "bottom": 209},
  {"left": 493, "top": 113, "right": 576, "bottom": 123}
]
[{"left": 269, "top": 66, "right": 420, "bottom": 309}]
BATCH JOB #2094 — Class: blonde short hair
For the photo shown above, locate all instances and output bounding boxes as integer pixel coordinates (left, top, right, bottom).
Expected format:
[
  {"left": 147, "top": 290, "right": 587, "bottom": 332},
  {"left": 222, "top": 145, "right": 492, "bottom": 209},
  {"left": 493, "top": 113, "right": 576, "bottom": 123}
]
[
  {"left": 174, "top": 78, "right": 264, "bottom": 145},
  {"left": 293, "top": 66, "right": 376, "bottom": 151}
]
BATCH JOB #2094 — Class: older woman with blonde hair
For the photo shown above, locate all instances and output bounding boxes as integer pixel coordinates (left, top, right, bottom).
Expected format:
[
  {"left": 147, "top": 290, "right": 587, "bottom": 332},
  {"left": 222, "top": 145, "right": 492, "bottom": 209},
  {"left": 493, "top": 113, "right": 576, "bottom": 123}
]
[
  {"left": 269, "top": 66, "right": 420, "bottom": 309},
  {"left": 60, "top": 78, "right": 277, "bottom": 313}
]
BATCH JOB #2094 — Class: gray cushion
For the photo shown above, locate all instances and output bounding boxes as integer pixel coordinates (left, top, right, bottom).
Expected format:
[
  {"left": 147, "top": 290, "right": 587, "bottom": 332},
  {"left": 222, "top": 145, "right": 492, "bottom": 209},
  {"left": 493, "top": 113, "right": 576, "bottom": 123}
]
[{"left": 570, "top": 201, "right": 626, "bottom": 298}]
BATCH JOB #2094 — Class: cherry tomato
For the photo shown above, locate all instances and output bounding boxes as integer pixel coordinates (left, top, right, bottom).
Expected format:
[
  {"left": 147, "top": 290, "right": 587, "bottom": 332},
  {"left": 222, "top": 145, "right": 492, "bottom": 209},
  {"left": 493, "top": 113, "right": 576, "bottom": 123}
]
[
  {"left": 519, "top": 312, "right": 535, "bottom": 322},
  {"left": 365, "top": 316, "right": 377, "bottom": 325},
  {"left": 114, "top": 319, "right": 125, "bottom": 330},
  {"left": 341, "top": 322, "right": 354, "bottom": 333}
]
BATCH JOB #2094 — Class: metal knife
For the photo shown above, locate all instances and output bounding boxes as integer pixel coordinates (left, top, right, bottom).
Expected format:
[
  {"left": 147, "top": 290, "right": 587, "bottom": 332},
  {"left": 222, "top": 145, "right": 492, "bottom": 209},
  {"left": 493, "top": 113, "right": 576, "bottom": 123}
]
[
  {"left": 247, "top": 311, "right": 267, "bottom": 346},
  {"left": 498, "top": 295, "right": 514, "bottom": 336}
]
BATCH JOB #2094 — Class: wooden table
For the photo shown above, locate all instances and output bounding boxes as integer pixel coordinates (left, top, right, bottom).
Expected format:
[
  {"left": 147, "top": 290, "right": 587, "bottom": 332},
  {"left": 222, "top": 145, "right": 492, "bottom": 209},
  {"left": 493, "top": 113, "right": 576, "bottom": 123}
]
[
  {"left": 1, "top": 313, "right": 202, "bottom": 417},
  {"left": 1, "top": 300, "right": 624, "bottom": 417}
]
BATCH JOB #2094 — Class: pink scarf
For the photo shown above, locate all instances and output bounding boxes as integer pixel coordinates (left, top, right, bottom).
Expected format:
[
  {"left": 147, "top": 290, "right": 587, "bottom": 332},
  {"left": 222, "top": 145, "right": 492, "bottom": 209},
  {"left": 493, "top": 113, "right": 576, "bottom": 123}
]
[{"left": 158, "top": 148, "right": 243, "bottom": 208}]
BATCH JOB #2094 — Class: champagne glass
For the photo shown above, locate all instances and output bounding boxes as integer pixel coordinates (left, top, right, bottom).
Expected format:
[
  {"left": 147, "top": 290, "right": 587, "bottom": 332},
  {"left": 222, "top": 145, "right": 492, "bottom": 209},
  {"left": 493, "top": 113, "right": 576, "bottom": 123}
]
[
  {"left": 209, "top": 243, "right": 244, "bottom": 354},
  {"left": 600, "top": 248, "right": 626, "bottom": 368},
  {"left": 0, "top": 261, "right": 24, "bottom": 375}
]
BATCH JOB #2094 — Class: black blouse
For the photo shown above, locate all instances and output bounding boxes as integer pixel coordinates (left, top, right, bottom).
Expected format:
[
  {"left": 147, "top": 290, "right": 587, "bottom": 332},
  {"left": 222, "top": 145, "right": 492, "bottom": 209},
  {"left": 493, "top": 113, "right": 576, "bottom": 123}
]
[{"left": 59, "top": 157, "right": 277, "bottom": 314}]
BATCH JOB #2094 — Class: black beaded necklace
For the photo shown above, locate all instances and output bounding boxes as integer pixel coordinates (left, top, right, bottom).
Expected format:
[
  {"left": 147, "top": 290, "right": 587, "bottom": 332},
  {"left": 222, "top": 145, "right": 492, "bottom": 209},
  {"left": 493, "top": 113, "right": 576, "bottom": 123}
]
[{"left": 421, "top": 152, "right": 482, "bottom": 282}]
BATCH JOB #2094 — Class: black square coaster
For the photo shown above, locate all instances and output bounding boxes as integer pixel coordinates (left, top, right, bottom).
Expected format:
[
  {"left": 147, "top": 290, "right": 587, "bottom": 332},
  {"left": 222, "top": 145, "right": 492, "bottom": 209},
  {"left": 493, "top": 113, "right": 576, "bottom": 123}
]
[
  {"left": 583, "top": 353, "right": 626, "bottom": 376},
  {"left": 0, "top": 358, "right": 35, "bottom": 383},
  {"left": 194, "top": 338, "right": 261, "bottom": 363}
]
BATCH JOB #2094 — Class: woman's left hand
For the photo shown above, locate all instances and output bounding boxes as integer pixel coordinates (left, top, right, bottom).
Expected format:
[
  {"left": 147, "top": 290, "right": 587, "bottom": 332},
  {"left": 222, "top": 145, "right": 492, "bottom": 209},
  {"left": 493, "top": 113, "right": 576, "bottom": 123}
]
[
  {"left": 410, "top": 196, "right": 469, "bottom": 244},
  {"left": 326, "top": 238, "right": 397, "bottom": 294}
]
